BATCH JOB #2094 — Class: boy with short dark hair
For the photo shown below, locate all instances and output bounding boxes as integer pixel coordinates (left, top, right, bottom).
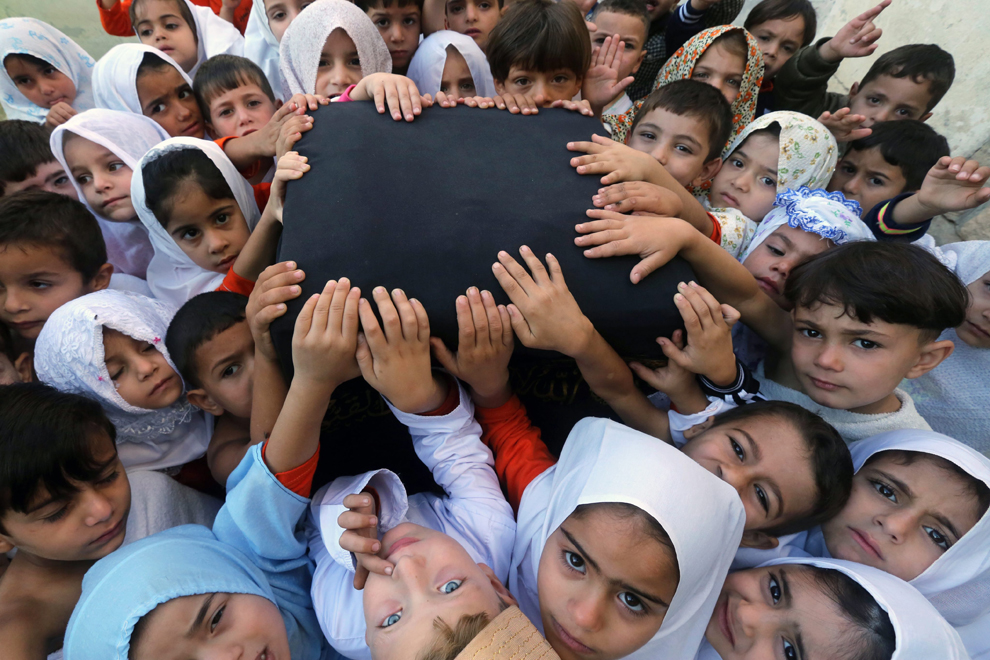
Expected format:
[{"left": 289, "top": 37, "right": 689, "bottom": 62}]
[
  {"left": 588, "top": 0, "right": 649, "bottom": 119},
  {"left": 355, "top": 0, "right": 425, "bottom": 75},
  {"left": 444, "top": 0, "right": 502, "bottom": 52},
  {"left": 0, "top": 120, "right": 76, "bottom": 199}
]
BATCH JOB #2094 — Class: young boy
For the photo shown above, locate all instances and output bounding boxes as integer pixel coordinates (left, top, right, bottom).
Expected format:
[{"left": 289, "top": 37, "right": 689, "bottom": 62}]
[
  {"left": 0, "top": 191, "right": 113, "bottom": 343},
  {"left": 356, "top": 0, "right": 424, "bottom": 75},
  {"left": 305, "top": 286, "right": 516, "bottom": 660},
  {"left": 774, "top": 2, "right": 955, "bottom": 129},
  {"left": 588, "top": 0, "right": 649, "bottom": 118},
  {"left": 0, "top": 120, "right": 76, "bottom": 199},
  {"left": 444, "top": 0, "right": 501, "bottom": 52}
]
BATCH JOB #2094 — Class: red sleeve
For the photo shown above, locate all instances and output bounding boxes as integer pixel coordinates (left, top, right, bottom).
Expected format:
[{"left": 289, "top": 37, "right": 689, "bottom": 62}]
[
  {"left": 707, "top": 212, "right": 722, "bottom": 244},
  {"left": 214, "top": 137, "right": 264, "bottom": 180},
  {"left": 262, "top": 440, "right": 320, "bottom": 497},
  {"left": 97, "top": 0, "right": 136, "bottom": 36},
  {"left": 215, "top": 267, "right": 255, "bottom": 295},
  {"left": 253, "top": 182, "right": 271, "bottom": 211},
  {"left": 474, "top": 395, "right": 556, "bottom": 514},
  {"left": 421, "top": 376, "right": 460, "bottom": 416},
  {"left": 206, "top": 0, "right": 252, "bottom": 34}
]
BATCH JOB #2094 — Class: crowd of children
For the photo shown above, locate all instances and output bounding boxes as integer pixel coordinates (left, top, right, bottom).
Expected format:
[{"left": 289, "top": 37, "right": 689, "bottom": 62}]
[{"left": 1, "top": 0, "right": 989, "bottom": 658}]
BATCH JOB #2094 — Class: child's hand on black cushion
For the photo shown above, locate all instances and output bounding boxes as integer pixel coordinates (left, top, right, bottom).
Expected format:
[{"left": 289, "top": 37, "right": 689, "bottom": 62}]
[{"left": 350, "top": 73, "right": 433, "bottom": 122}]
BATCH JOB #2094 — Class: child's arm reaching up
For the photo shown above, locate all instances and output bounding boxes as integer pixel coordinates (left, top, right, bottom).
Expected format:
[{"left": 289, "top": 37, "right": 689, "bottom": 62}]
[{"left": 871, "top": 156, "right": 990, "bottom": 227}]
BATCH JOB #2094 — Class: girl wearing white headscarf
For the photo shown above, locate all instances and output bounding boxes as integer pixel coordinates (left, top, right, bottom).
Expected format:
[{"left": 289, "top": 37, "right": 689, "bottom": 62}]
[
  {"left": 130, "top": 0, "right": 244, "bottom": 78},
  {"left": 50, "top": 109, "right": 169, "bottom": 280},
  {"left": 131, "top": 137, "right": 263, "bottom": 307},
  {"left": 901, "top": 241, "right": 990, "bottom": 453},
  {"left": 0, "top": 17, "right": 96, "bottom": 123},
  {"left": 406, "top": 30, "right": 495, "bottom": 100},
  {"left": 34, "top": 289, "right": 212, "bottom": 472},
  {"left": 244, "top": 0, "right": 286, "bottom": 99},
  {"left": 510, "top": 417, "right": 746, "bottom": 660}
]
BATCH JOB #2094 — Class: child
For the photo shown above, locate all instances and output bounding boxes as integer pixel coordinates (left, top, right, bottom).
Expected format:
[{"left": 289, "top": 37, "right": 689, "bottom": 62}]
[
  {"left": 131, "top": 0, "right": 245, "bottom": 77},
  {"left": 306, "top": 285, "right": 518, "bottom": 660},
  {"left": 97, "top": 0, "right": 253, "bottom": 37},
  {"left": 0, "top": 119, "right": 77, "bottom": 199},
  {"left": 588, "top": 0, "right": 648, "bottom": 119},
  {"left": 93, "top": 44, "right": 207, "bottom": 139},
  {"left": 0, "top": 324, "right": 31, "bottom": 385},
  {"left": 50, "top": 108, "right": 170, "bottom": 280},
  {"left": 606, "top": 25, "right": 763, "bottom": 146},
  {"left": 443, "top": 0, "right": 501, "bottom": 52},
  {"left": 355, "top": 0, "right": 423, "bottom": 75},
  {"left": 0, "top": 17, "right": 96, "bottom": 126},
  {"left": 0, "top": 191, "right": 114, "bottom": 343},
  {"left": 244, "top": 0, "right": 317, "bottom": 98},
  {"left": 775, "top": 3, "right": 955, "bottom": 129},
  {"left": 406, "top": 30, "right": 496, "bottom": 100},
  {"left": 743, "top": 0, "right": 817, "bottom": 115}
]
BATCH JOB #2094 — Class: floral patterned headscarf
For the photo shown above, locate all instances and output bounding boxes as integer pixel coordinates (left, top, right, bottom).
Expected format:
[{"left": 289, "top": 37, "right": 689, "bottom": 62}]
[{"left": 606, "top": 25, "right": 764, "bottom": 149}]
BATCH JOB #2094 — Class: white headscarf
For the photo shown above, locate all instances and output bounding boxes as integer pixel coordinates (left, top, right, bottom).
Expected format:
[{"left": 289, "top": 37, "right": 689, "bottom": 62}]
[
  {"left": 131, "top": 137, "right": 261, "bottom": 307},
  {"left": 510, "top": 418, "right": 746, "bottom": 660},
  {"left": 406, "top": 30, "right": 495, "bottom": 99},
  {"left": 177, "top": 0, "right": 245, "bottom": 78},
  {"left": 50, "top": 109, "right": 169, "bottom": 280},
  {"left": 244, "top": 0, "right": 283, "bottom": 99},
  {"left": 0, "top": 17, "right": 96, "bottom": 122},
  {"left": 739, "top": 187, "right": 871, "bottom": 263},
  {"left": 93, "top": 43, "right": 193, "bottom": 116},
  {"left": 34, "top": 289, "right": 211, "bottom": 472},
  {"left": 278, "top": 0, "right": 391, "bottom": 98},
  {"left": 900, "top": 241, "right": 990, "bottom": 453}
]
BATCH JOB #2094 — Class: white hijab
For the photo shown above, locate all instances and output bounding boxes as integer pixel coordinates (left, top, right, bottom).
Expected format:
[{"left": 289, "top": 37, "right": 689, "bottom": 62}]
[
  {"left": 0, "top": 17, "right": 96, "bottom": 122},
  {"left": 34, "top": 289, "right": 211, "bottom": 472},
  {"left": 177, "top": 0, "right": 245, "bottom": 78},
  {"left": 93, "top": 43, "right": 192, "bottom": 116},
  {"left": 406, "top": 30, "right": 495, "bottom": 99},
  {"left": 901, "top": 241, "right": 990, "bottom": 454},
  {"left": 510, "top": 417, "right": 746, "bottom": 660},
  {"left": 131, "top": 137, "right": 261, "bottom": 307},
  {"left": 244, "top": 0, "right": 283, "bottom": 99},
  {"left": 50, "top": 109, "right": 169, "bottom": 280},
  {"left": 278, "top": 0, "right": 391, "bottom": 98}
]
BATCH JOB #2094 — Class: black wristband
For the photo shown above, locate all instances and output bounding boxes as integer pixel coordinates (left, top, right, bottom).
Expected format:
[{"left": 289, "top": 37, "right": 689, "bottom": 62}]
[{"left": 698, "top": 359, "right": 764, "bottom": 405}]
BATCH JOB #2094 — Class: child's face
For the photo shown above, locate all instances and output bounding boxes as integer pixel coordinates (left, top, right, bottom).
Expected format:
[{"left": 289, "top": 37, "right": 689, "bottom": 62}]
[
  {"left": 444, "top": 0, "right": 500, "bottom": 51},
  {"left": 368, "top": 3, "right": 422, "bottom": 72},
  {"left": 362, "top": 522, "right": 510, "bottom": 660},
  {"left": 536, "top": 507, "right": 678, "bottom": 660},
  {"left": 63, "top": 136, "right": 136, "bottom": 222},
  {"left": 820, "top": 452, "right": 983, "bottom": 582},
  {"left": 0, "top": 432, "right": 130, "bottom": 561},
  {"left": 494, "top": 67, "right": 583, "bottom": 105},
  {"left": 826, "top": 146, "right": 908, "bottom": 218},
  {"left": 848, "top": 74, "right": 934, "bottom": 128},
  {"left": 129, "top": 591, "right": 289, "bottom": 660},
  {"left": 708, "top": 132, "right": 779, "bottom": 222},
  {"left": 316, "top": 28, "right": 364, "bottom": 99},
  {"left": 749, "top": 16, "right": 804, "bottom": 80},
  {"left": 190, "top": 319, "right": 255, "bottom": 419},
  {"left": 706, "top": 565, "right": 860, "bottom": 660},
  {"left": 439, "top": 47, "right": 477, "bottom": 100},
  {"left": 3, "top": 55, "right": 77, "bottom": 109},
  {"left": 164, "top": 179, "right": 250, "bottom": 273},
  {"left": 742, "top": 226, "right": 834, "bottom": 310},
  {"left": 136, "top": 67, "right": 205, "bottom": 138},
  {"left": 2, "top": 160, "right": 77, "bottom": 200},
  {"left": 956, "top": 270, "right": 990, "bottom": 349},
  {"left": 103, "top": 327, "right": 184, "bottom": 409},
  {"left": 0, "top": 243, "right": 109, "bottom": 340},
  {"left": 681, "top": 416, "right": 817, "bottom": 538},
  {"left": 265, "top": 0, "right": 315, "bottom": 42},
  {"left": 789, "top": 302, "right": 931, "bottom": 414},
  {"left": 628, "top": 107, "right": 717, "bottom": 188},
  {"left": 207, "top": 82, "right": 280, "bottom": 139},
  {"left": 690, "top": 42, "right": 745, "bottom": 105},
  {"left": 590, "top": 12, "right": 646, "bottom": 83},
  {"left": 134, "top": 0, "right": 199, "bottom": 73}
]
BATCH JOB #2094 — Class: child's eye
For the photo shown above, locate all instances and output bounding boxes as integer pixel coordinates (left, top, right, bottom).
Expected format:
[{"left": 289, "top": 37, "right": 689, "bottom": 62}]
[
  {"left": 768, "top": 574, "right": 782, "bottom": 604},
  {"left": 215, "top": 213, "right": 230, "bottom": 226},
  {"left": 403, "top": 16, "right": 418, "bottom": 25},
  {"left": 166, "top": 21, "right": 181, "bottom": 30},
  {"left": 55, "top": 175, "right": 71, "bottom": 187},
  {"left": 727, "top": 78, "right": 741, "bottom": 88},
  {"left": 618, "top": 592, "right": 645, "bottom": 613},
  {"left": 480, "top": 1, "right": 492, "bottom": 8},
  {"left": 840, "top": 163, "right": 856, "bottom": 174},
  {"left": 730, "top": 158, "right": 744, "bottom": 168},
  {"left": 150, "top": 102, "right": 167, "bottom": 115},
  {"left": 108, "top": 162, "right": 126, "bottom": 173},
  {"left": 43, "top": 66, "right": 58, "bottom": 76},
  {"left": 43, "top": 505, "right": 69, "bottom": 523},
  {"left": 180, "top": 228, "right": 201, "bottom": 240},
  {"left": 783, "top": 639, "right": 797, "bottom": 660},
  {"left": 513, "top": 77, "right": 531, "bottom": 87},
  {"left": 767, "top": 245, "right": 784, "bottom": 257},
  {"left": 867, "top": 96, "right": 881, "bottom": 105},
  {"left": 674, "top": 144, "right": 693, "bottom": 154},
  {"left": 564, "top": 550, "right": 586, "bottom": 573},
  {"left": 755, "top": 484, "right": 769, "bottom": 514},
  {"left": 871, "top": 479, "right": 896, "bottom": 502},
  {"left": 730, "top": 438, "right": 745, "bottom": 462},
  {"left": 29, "top": 280, "right": 52, "bottom": 289},
  {"left": 798, "top": 328, "right": 821, "bottom": 339},
  {"left": 349, "top": 57, "right": 361, "bottom": 67},
  {"left": 693, "top": 71, "right": 708, "bottom": 80},
  {"left": 97, "top": 469, "right": 120, "bottom": 486},
  {"left": 247, "top": 100, "right": 262, "bottom": 108},
  {"left": 594, "top": 36, "right": 607, "bottom": 45},
  {"left": 867, "top": 177, "right": 885, "bottom": 187},
  {"left": 210, "top": 605, "right": 225, "bottom": 632},
  {"left": 449, "top": 4, "right": 463, "bottom": 13},
  {"left": 440, "top": 83, "right": 450, "bottom": 93},
  {"left": 760, "top": 176, "right": 776, "bottom": 187},
  {"left": 636, "top": 130, "right": 656, "bottom": 141},
  {"left": 852, "top": 338, "right": 879, "bottom": 349},
  {"left": 924, "top": 526, "right": 950, "bottom": 551},
  {"left": 109, "top": 367, "right": 124, "bottom": 381},
  {"left": 139, "top": 29, "right": 153, "bottom": 37},
  {"left": 76, "top": 174, "right": 93, "bottom": 185},
  {"left": 382, "top": 612, "right": 402, "bottom": 627},
  {"left": 552, "top": 75, "right": 570, "bottom": 84},
  {"left": 178, "top": 87, "right": 193, "bottom": 100},
  {"left": 141, "top": 342, "right": 157, "bottom": 353},
  {"left": 757, "top": 34, "right": 770, "bottom": 42},
  {"left": 221, "top": 364, "right": 241, "bottom": 378},
  {"left": 318, "top": 58, "right": 330, "bottom": 68},
  {"left": 218, "top": 107, "right": 233, "bottom": 117},
  {"left": 441, "top": 579, "right": 463, "bottom": 594},
  {"left": 271, "top": 10, "right": 286, "bottom": 20},
  {"left": 375, "top": 18, "right": 389, "bottom": 28},
  {"left": 783, "top": 44, "right": 796, "bottom": 54}
]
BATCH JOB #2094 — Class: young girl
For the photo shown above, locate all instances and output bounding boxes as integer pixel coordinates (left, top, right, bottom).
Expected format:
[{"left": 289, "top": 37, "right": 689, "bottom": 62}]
[
  {"left": 0, "top": 17, "right": 96, "bottom": 126},
  {"left": 406, "top": 30, "right": 495, "bottom": 100},
  {"left": 699, "top": 557, "right": 969, "bottom": 660},
  {"left": 33, "top": 289, "right": 212, "bottom": 472},
  {"left": 244, "top": 0, "right": 308, "bottom": 98},
  {"left": 606, "top": 25, "right": 764, "bottom": 147},
  {"left": 743, "top": 0, "right": 818, "bottom": 115},
  {"left": 93, "top": 44, "right": 207, "bottom": 139},
  {"left": 130, "top": 0, "right": 245, "bottom": 77},
  {"left": 901, "top": 241, "right": 990, "bottom": 453},
  {"left": 50, "top": 108, "right": 169, "bottom": 280}
]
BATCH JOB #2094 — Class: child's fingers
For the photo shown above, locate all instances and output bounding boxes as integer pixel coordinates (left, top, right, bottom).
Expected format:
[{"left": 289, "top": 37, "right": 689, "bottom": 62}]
[
  {"left": 396, "top": 82, "right": 415, "bottom": 121},
  {"left": 573, "top": 221, "right": 627, "bottom": 247},
  {"left": 341, "top": 285, "right": 361, "bottom": 344},
  {"left": 293, "top": 293, "right": 320, "bottom": 339},
  {"left": 390, "top": 288, "right": 418, "bottom": 340},
  {"left": 337, "top": 511, "right": 378, "bottom": 535},
  {"left": 430, "top": 336, "right": 458, "bottom": 373},
  {"left": 497, "top": 250, "right": 540, "bottom": 296},
  {"left": 687, "top": 281, "right": 725, "bottom": 327},
  {"left": 342, "top": 492, "right": 375, "bottom": 510},
  {"left": 657, "top": 332, "right": 693, "bottom": 370},
  {"left": 673, "top": 288, "right": 704, "bottom": 336},
  {"left": 311, "top": 279, "right": 337, "bottom": 334},
  {"left": 504, "top": 303, "right": 535, "bottom": 345},
  {"left": 410, "top": 297, "right": 430, "bottom": 342},
  {"left": 371, "top": 286, "right": 402, "bottom": 342},
  {"left": 355, "top": 331, "right": 373, "bottom": 375},
  {"left": 326, "top": 276, "right": 351, "bottom": 332},
  {"left": 503, "top": 94, "right": 521, "bottom": 114},
  {"left": 358, "top": 298, "right": 386, "bottom": 352},
  {"left": 721, "top": 304, "right": 741, "bottom": 328},
  {"left": 497, "top": 304, "right": 513, "bottom": 347},
  {"left": 465, "top": 287, "right": 488, "bottom": 340},
  {"left": 629, "top": 361, "right": 665, "bottom": 391},
  {"left": 566, "top": 140, "right": 605, "bottom": 155},
  {"left": 518, "top": 246, "right": 552, "bottom": 286},
  {"left": 631, "top": 252, "right": 670, "bottom": 284},
  {"left": 492, "top": 260, "right": 527, "bottom": 306},
  {"left": 372, "top": 82, "right": 387, "bottom": 114},
  {"left": 480, "top": 289, "right": 503, "bottom": 342},
  {"left": 544, "top": 253, "right": 567, "bottom": 287},
  {"left": 357, "top": 554, "right": 394, "bottom": 579},
  {"left": 454, "top": 294, "right": 477, "bottom": 348}
]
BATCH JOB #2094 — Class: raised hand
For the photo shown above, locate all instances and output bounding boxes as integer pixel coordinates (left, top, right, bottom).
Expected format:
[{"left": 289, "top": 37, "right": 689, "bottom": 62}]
[
  {"left": 291, "top": 278, "right": 362, "bottom": 391},
  {"left": 246, "top": 261, "right": 306, "bottom": 361},
  {"left": 916, "top": 155, "right": 990, "bottom": 215},
  {"left": 582, "top": 35, "right": 634, "bottom": 118},
  {"left": 817, "top": 107, "right": 872, "bottom": 143},
  {"left": 656, "top": 281, "right": 738, "bottom": 385},
  {"left": 819, "top": 0, "right": 890, "bottom": 62}
]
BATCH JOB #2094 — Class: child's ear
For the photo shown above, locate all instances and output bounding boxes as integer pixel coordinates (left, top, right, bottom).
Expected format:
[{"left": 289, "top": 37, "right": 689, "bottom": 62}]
[
  {"left": 0, "top": 534, "right": 14, "bottom": 555},
  {"left": 739, "top": 530, "right": 779, "bottom": 549},
  {"left": 444, "top": 17, "right": 450, "bottom": 29},
  {"left": 14, "top": 351, "right": 33, "bottom": 383},
  {"left": 904, "top": 338, "right": 955, "bottom": 380},
  {"left": 631, "top": 48, "right": 646, "bottom": 75},
  {"left": 89, "top": 263, "right": 114, "bottom": 292},
  {"left": 479, "top": 563, "right": 518, "bottom": 607},
  {"left": 186, "top": 388, "right": 226, "bottom": 416},
  {"left": 848, "top": 81, "right": 861, "bottom": 99},
  {"left": 494, "top": 79, "right": 506, "bottom": 95},
  {"left": 692, "top": 157, "right": 723, "bottom": 188},
  {"left": 919, "top": 111, "right": 933, "bottom": 122},
  {"left": 682, "top": 416, "right": 715, "bottom": 440},
  {"left": 205, "top": 120, "right": 217, "bottom": 137}
]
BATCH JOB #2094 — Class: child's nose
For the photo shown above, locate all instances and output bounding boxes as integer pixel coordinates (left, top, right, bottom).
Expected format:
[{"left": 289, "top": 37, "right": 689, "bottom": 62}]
[
  {"left": 877, "top": 508, "right": 914, "bottom": 542},
  {"left": 567, "top": 595, "right": 604, "bottom": 632},
  {"left": 83, "top": 490, "right": 114, "bottom": 526},
  {"left": 813, "top": 344, "right": 843, "bottom": 371},
  {"left": 465, "top": 4, "right": 478, "bottom": 21},
  {"left": 388, "top": 24, "right": 404, "bottom": 42},
  {"left": 3, "top": 289, "right": 28, "bottom": 313},
  {"left": 136, "top": 356, "right": 159, "bottom": 379},
  {"left": 207, "top": 231, "right": 229, "bottom": 254},
  {"left": 652, "top": 143, "right": 670, "bottom": 166}
]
